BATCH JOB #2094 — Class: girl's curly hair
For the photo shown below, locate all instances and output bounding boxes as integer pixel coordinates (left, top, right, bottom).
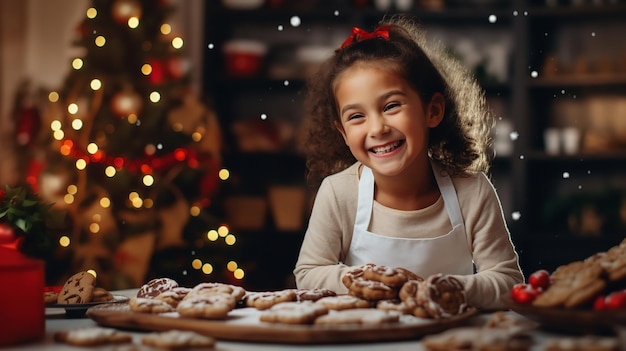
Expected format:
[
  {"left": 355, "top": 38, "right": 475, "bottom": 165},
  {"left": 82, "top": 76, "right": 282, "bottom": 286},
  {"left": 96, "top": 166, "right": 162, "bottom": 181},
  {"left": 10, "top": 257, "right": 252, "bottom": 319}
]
[{"left": 301, "top": 15, "right": 494, "bottom": 186}]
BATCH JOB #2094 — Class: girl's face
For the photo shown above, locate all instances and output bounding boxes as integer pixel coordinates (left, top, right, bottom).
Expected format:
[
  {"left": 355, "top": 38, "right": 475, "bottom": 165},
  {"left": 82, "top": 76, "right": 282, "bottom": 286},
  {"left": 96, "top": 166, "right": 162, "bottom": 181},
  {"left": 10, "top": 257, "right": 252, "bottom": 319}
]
[{"left": 333, "top": 62, "right": 444, "bottom": 177}]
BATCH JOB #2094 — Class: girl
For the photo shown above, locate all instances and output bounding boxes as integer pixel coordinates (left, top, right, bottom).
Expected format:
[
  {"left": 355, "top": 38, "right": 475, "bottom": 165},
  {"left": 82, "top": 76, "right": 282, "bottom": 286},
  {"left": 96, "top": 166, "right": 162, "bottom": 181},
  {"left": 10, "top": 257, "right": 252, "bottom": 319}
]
[{"left": 293, "top": 15, "right": 524, "bottom": 310}]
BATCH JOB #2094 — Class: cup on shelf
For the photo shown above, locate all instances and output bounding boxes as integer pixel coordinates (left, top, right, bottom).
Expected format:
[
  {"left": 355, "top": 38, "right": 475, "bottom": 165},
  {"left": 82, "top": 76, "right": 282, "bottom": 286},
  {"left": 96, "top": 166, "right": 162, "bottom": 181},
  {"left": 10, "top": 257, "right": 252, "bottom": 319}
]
[
  {"left": 561, "top": 127, "right": 581, "bottom": 155},
  {"left": 544, "top": 128, "right": 561, "bottom": 155}
]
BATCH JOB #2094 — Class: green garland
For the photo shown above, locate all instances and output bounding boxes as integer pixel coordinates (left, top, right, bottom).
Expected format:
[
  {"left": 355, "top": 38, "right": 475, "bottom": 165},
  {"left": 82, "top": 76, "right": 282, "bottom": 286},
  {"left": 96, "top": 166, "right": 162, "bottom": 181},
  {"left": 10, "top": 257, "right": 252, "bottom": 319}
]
[{"left": 0, "top": 185, "right": 64, "bottom": 259}]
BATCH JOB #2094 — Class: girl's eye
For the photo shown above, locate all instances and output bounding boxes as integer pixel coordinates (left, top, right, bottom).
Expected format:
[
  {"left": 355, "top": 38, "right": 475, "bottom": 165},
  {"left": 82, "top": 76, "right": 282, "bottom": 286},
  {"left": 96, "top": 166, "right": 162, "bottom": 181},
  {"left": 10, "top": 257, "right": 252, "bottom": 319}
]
[
  {"left": 347, "top": 113, "right": 364, "bottom": 121},
  {"left": 383, "top": 102, "right": 401, "bottom": 112}
]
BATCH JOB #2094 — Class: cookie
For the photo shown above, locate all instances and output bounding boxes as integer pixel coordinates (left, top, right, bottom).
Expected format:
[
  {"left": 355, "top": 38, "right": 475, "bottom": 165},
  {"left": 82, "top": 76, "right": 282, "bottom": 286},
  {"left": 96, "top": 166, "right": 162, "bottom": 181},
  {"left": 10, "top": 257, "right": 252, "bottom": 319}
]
[
  {"left": 363, "top": 264, "right": 416, "bottom": 288},
  {"left": 92, "top": 287, "right": 113, "bottom": 302},
  {"left": 245, "top": 290, "right": 297, "bottom": 310},
  {"left": 543, "top": 335, "right": 619, "bottom": 351},
  {"left": 348, "top": 278, "right": 397, "bottom": 301},
  {"left": 137, "top": 278, "right": 179, "bottom": 298},
  {"left": 315, "top": 295, "right": 371, "bottom": 310},
  {"left": 342, "top": 263, "right": 376, "bottom": 289},
  {"left": 54, "top": 327, "right": 132, "bottom": 346},
  {"left": 417, "top": 274, "right": 467, "bottom": 319},
  {"left": 533, "top": 262, "right": 605, "bottom": 308},
  {"left": 422, "top": 326, "right": 532, "bottom": 351},
  {"left": 260, "top": 301, "right": 329, "bottom": 324},
  {"left": 186, "top": 282, "right": 245, "bottom": 302},
  {"left": 294, "top": 288, "right": 336, "bottom": 302},
  {"left": 141, "top": 330, "right": 216, "bottom": 349},
  {"left": 44, "top": 291, "right": 59, "bottom": 304},
  {"left": 313, "top": 308, "right": 399, "bottom": 326},
  {"left": 129, "top": 297, "right": 175, "bottom": 314},
  {"left": 177, "top": 293, "right": 236, "bottom": 319},
  {"left": 155, "top": 287, "right": 191, "bottom": 308},
  {"left": 57, "top": 271, "right": 96, "bottom": 304},
  {"left": 398, "top": 279, "right": 422, "bottom": 308},
  {"left": 376, "top": 299, "right": 414, "bottom": 314}
]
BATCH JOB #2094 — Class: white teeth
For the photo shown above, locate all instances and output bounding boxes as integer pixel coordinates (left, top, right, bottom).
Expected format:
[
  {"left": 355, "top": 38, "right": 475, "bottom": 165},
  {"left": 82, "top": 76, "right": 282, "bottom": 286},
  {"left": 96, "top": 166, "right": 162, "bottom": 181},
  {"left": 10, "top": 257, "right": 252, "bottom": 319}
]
[{"left": 371, "top": 141, "right": 401, "bottom": 154}]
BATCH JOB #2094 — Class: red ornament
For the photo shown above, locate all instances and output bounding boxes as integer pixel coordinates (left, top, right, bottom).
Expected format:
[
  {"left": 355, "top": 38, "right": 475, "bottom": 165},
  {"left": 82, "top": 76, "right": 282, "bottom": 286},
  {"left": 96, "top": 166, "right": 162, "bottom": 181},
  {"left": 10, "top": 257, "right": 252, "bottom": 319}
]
[
  {"left": 528, "top": 269, "right": 551, "bottom": 290},
  {"left": 0, "top": 223, "right": 16, "bottom": 245},
  {"left": 605, "top": 290, "right": 626, "bottom": 310},
  {"left": 510, "top": 283, "right": 540, "bottom": 304},
  {"left": 148, "top": 59, "right": 165, "bottom": 85}
]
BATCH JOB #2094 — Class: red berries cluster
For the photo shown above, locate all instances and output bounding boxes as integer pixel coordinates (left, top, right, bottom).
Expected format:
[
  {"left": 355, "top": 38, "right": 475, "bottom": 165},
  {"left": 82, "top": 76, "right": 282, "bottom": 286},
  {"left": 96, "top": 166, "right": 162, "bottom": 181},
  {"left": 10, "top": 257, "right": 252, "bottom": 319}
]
[
  {"left": 593, "top": 290, "right": 626, "bottom": 311},
  {"left": 510, "top": 269, "right": 550, "bottom": 304}
]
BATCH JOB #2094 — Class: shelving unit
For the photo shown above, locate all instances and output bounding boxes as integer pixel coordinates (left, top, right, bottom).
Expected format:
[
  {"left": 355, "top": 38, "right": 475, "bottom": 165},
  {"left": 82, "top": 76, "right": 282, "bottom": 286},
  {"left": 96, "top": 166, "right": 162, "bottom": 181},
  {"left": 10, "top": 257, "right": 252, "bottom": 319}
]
[{"left": 203, "top": 0, "right": 626, "bottom": 289}]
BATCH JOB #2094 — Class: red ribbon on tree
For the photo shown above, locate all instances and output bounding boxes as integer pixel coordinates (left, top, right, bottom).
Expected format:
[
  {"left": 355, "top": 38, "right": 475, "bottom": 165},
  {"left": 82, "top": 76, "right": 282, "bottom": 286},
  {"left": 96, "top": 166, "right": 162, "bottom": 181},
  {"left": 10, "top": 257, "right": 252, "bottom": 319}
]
[{"left": 340, "top": 25, "right": 392, "bottom": 49}]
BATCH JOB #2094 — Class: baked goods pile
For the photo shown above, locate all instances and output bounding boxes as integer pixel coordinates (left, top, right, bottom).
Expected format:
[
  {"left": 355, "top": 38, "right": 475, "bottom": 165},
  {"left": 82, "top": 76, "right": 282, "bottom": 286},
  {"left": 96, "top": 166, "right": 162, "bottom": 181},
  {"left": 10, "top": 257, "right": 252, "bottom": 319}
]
[
  {"left": 45, "top": 271, "right": 114, "bottom": 305},
  {"left": 54, "top": 327, "right": 216, "bottom": 349},
  {"left": 510, "top": 238, "right": 626, "bottom": 310}
]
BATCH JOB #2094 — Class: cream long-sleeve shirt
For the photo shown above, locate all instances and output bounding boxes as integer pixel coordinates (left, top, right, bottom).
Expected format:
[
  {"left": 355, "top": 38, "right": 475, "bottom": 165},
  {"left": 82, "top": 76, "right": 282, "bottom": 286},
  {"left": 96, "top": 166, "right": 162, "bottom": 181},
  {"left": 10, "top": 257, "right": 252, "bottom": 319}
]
[{"left": 293, "top": 162, "right": 524, "bottom": 310}]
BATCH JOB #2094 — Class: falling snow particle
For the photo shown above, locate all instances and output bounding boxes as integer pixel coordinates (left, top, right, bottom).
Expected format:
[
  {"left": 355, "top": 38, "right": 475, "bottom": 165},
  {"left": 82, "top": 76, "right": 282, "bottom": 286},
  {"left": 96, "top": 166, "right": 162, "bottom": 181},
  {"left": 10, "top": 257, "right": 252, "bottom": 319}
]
[
  {"left": 261, "top": 113, "right": 268, "bottom": 120},
  {"left": 530, "top": 71, "right": 538, "bottom": 78},
  {"left": 290, "top": 16, "right": 301, "bottom": 27},
  {"left": 591, "top": 32, "right": 596, "bottom": 37},
  {"left": 513, "top": 10, "right": 518, "bottom": 16},
  {"left": 284, "top": 80, "right": 289, "bottom": 86},
  {"left": 510, "top": 131, "right": 519, "bottom": 141},
  {"left": 523, "top": 11, "right": 528, "bottom": 16},
  {"left": 278, "top": 25, "right": 284, "bottom": 31},
  {"left": 561, "top": 90, "right": 566, "bottom": 95},
  {"left": 334, "top": 10, "right": 339, "bottom": 16},
  {"left": 562, "top": 172, "right": 570, "bottom": 178},
  {"left": 183, "top": 270, "right": 187, "bottom": 276},
  {"left": 578, "top": 185, "right": 583, "bottom": 190},
  {"left": 207, "top": 43, "right": 214, "bottom": 49},
  {"left": 519, "top": 155, "right": 525, "bottom": 160},
  {"left": 512, "top": 212, "right": 521, "bottom": 221},
  {"left": 488, "top": 15, "right": 497, "bottom": 23}
]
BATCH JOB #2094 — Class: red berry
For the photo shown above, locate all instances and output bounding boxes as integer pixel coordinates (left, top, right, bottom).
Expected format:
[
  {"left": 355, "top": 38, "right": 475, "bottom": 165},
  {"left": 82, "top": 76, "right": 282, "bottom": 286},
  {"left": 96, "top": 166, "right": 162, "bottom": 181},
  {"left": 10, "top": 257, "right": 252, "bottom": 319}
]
[
  {"left": 593, "top": 295, "right": 606, "bottom": 311},
  {"left": 605, "top": 291, "right": 626, "bottom": 310},
  {"left": 528, "top": 269, "right": 551, "bottom": 290},
  {"left": 511, "top": 283, "right": 540, "bottom": 304}
]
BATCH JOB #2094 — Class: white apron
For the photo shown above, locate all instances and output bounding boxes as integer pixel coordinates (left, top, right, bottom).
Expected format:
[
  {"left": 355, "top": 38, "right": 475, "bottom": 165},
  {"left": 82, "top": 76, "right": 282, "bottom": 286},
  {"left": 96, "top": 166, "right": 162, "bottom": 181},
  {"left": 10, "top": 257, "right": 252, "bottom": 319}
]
[{"left": 344, "top": 164, "right": 474, "bottom": 277}]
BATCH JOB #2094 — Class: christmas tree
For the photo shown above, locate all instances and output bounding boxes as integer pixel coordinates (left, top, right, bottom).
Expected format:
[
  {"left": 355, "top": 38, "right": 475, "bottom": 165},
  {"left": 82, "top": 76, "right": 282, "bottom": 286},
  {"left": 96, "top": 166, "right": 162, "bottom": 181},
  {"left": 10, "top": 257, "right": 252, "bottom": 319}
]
[{"left": 39, "top": 0, "right": 234, "bottom": 289}]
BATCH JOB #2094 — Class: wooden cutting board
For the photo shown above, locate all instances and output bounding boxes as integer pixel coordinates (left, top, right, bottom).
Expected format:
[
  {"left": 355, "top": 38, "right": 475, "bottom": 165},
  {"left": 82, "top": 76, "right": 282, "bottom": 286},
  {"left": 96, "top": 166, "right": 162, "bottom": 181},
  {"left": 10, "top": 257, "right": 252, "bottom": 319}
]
[{"left": 87, "top": 303, "right": 478, "bottom": 344}]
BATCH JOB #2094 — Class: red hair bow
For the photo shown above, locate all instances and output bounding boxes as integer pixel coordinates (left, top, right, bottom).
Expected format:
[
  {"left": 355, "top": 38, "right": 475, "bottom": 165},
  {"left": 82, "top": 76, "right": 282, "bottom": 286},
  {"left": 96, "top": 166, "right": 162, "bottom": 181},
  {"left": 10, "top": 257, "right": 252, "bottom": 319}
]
[{"left": 340, "top": 25, "right": 392, "bottom": 49}]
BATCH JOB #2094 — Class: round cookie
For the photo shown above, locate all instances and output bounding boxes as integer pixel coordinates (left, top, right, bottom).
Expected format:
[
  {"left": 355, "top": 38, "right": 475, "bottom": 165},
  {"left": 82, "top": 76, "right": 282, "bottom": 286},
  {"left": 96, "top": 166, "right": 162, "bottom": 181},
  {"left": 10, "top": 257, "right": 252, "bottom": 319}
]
[
  {"left": 313, "top": 308, "right": 400, "bottom": 326},
  {"left": 92, "top": 287, "right": 113, "bottom": 302},
  {"left": 155, "top": 287, "right": 191, "bottom": 308},
  {"left": 137, "top": 278, "right": 179, "bottom": 298},
  {"left": 260, "top": 301, "right": 329, "bottom": 324},
  {"left": 342, "top": 263, "right": 375, "bottom": 289},
  {"left": 57, "top": 271, "right": 96, "bottom": 304},
  {"left": 44, "top": 291, "right": 59, "bottom": 304},
  {"left": 294, "top": 288, "right": 336, "bottom": 302},
  {"left": 363, "top": 265, "right": 411, "bottom": 288},
  {"left": 54, "top": 327, "right": 132, "bottom": 346},
  {"left": 417, "top": 274, "right": 467, "bottom": 319},
  {"left": 348, "top": 278, "right": 397, "bottom": 301},
  {"left": 186, "top": 282, "right": 245, "bottom": 301},
  {"left": 376, "top": 299, "right": 414, "bottom": 314},
  {"left": 177, "top": 293, "right": 236, "bottom": 319},
  {"left": 129, "top": 297, "right": 175, "bottom": 314}
]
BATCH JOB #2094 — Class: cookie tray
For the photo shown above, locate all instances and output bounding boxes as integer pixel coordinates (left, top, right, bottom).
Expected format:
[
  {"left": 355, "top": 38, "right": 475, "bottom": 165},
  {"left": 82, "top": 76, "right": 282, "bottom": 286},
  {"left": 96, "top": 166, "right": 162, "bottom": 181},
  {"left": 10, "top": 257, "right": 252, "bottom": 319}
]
[{"left": 87, "top": 304, "right": 478, "bottom": 344}]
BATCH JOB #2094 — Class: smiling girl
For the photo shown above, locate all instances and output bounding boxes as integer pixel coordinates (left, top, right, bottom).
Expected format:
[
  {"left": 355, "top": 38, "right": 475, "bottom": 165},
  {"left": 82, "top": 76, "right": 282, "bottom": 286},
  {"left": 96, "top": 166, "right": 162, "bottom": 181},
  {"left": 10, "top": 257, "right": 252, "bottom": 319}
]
[{"left": 293, "top": 15, "right": 523, "bottom": 310}]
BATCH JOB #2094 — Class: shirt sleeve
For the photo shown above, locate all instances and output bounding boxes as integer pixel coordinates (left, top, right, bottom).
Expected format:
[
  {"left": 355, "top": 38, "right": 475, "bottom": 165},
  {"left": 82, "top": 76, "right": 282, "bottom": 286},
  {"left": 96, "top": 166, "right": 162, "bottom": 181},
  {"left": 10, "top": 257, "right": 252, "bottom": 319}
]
[
  {"left": 451, "top": 173, "right": 525, "bottom": 310},
  {"left": 293, "top": 178, "right": 351, "bottom": 294}
]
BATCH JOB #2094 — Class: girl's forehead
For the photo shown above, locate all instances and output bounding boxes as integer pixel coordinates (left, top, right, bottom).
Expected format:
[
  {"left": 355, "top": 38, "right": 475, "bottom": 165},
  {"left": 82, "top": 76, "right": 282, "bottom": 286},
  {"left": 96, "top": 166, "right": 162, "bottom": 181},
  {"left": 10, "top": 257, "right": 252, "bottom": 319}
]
[{"left": 333, "top": 60, "right": 401, "bottom": 88}]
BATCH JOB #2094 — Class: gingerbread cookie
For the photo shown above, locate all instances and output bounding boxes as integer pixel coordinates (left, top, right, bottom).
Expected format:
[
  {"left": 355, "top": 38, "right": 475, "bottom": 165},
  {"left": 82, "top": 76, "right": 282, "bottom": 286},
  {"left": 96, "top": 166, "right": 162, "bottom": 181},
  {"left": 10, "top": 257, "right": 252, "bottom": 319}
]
[
  {"left": 417, "top": 274, "right": 467, "bottom": 319},
  {"left": 294, "top": 288, "right": 336, "bottom": 302},
  {"left": 260, "top": 301, "right": 329, "bottom": 324},
  {"left": 44, "top": 291, "right": 59, "bottom": 304},
  {"left": 57, "top": 271, "right": 96, "bottom": 304},
  {"left": 422, "top": 326, "right": 532, "bottom": 351},
  {"left": 92, "top": 287, "right": 113, "bottom": 302},
  {"left": 533, "top": 262, "right": 605, "bottom": 308},
  {"left": 348, "top": 278, "right": 397, "bottom": 301},
  {"left": 54, "top": 327, "right": 132, "bottom": 346},
  {"left": 342, "top": 263, "right": 376, "bottom": 289},
  {"left": 543, "top": 336, "right": 619, "bottom": 351},
  {"left": 129, "top": 297, "right": 175, "bottom": 314},
  {"left": 315, "top": 295, "right": 371, "bottom": 310},
  {"left": 313, "top": 308, "right": 399, "bottom": 326},
  {"left": 376, "top": 299, "right": 414, "bottom": 314},
  {"left": 186, "top": 282, "right": 245, "bottom": 302},
  {"left": 155, "top": 287, "right": 191, "bottom": 308},
  {"left": 137, "top": 278, "right": 179, "bottom": 298},
  {"left": 177, "top": 293, "right": 236, "bottom": 319},
  {"left": 245, "top": 290, "right": 297, "bottom": 310},
  {"left": 363, "top": 265, "right": 416, "bottom": 288},
  {"left": 398, "top": 279, "right": 422, "bottom": 308},
  {"left": 141, "top": 330, "right": 216, "bottom": 349}
]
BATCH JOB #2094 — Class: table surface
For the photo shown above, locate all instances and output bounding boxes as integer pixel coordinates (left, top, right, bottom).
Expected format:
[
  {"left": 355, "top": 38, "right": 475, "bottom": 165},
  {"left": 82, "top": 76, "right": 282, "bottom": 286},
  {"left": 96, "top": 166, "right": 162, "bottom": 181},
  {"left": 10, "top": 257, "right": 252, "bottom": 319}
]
[{"left": 9, "top": 289, "right": 626, "bottom": 351}]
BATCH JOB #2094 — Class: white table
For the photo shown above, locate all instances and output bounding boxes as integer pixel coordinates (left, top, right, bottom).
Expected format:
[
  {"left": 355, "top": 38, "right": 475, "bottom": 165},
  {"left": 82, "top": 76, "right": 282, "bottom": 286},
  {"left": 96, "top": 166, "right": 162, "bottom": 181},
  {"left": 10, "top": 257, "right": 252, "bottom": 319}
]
[{"left": 8, "top": 290, "right": 625, "bottom": 351}]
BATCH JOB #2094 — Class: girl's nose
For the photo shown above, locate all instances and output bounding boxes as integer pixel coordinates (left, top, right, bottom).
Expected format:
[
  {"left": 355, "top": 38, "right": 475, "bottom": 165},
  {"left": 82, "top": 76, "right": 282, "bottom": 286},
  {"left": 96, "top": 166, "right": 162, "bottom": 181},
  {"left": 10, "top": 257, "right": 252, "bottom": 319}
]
[{"left": 369, "top": 114, "right": 389, "bottom": 137}]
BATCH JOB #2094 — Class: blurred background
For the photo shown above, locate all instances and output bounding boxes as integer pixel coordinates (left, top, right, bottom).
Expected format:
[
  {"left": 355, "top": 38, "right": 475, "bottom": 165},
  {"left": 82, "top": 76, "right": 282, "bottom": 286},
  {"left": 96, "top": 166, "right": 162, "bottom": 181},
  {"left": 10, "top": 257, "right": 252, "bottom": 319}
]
[{"left": 1, "top": 0, "right": 625, "bottom": 291}]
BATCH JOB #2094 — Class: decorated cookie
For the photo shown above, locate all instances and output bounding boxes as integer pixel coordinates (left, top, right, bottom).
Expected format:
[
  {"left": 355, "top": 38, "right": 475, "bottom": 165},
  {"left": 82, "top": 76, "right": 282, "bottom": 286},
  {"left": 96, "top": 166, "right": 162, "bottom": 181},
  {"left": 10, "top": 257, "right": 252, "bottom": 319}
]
[
  {"left": 417, "top": 274, "right": 467, "bottom": 319},
  {"left": 245, "top": 290, "right": 297, "bottom": 310},
  {"left": 92, "top": 287, "right": 113, "bottom": 302},
  {"left": 313, "top": 308, "right": 399, "bottom": 326},
  {"left": 186, "top": 282, "right": 245, "bottom": 302},
  {"left": 315, "top": 295, "right": 371, "bottom": 310},
  {"left": 348, "top": 278, "right": 397, "bottom": 301},
  {"left": 260, "top": 301, "right": 329, "bottom": 324},
  {"left": 57, "top": 271, "right": 96, "bottom": 304},
  {"left": 129, "top": 297, "right": 175, "bottom": 314},
  {"left": 44, "top": 291, "right": 59, "bottom": 304},
  {"left": 155, "top": 287, "right": 191, "bottom": 308},
  {"left": 342, "top": 263, "right": 376, "bottom": 289},
  {"left": 177, "top": 293, "right": 236, "bottom": 319},
  {"left": 137, "top": 278, "right": 179, "bottom": 299},
  {"left": 294, "top": 288, "right": 336, "bottom": 302},
  {"left": 54, "top": 327, "right": 132, "bottom": 346},
  {"left": 422, "top": 326, "right": 532, "bottom": 351},
  {"left": 141, "top": 330, "right": 216, "bottom": 349}
]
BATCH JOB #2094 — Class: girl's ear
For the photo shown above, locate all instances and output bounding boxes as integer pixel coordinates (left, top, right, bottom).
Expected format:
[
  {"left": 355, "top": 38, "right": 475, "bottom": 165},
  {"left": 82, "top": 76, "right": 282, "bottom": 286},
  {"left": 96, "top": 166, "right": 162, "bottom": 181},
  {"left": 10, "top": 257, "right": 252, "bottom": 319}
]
[
  {"left": 334, "top": 120, "right": 349, "bottom": 145},
  {"left": 426, "top": 92, "right": 445, "bottom": 128}
]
